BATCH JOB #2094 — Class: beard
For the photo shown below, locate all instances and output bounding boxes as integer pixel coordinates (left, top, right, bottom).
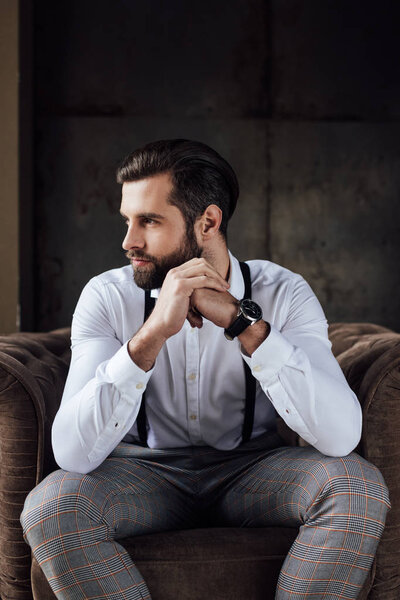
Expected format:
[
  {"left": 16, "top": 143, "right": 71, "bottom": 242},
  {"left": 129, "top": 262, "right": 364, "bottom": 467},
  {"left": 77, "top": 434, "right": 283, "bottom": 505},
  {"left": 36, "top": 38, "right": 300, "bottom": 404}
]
[{"left": 126, "top": 230, "right": 203, "bottom": 290}]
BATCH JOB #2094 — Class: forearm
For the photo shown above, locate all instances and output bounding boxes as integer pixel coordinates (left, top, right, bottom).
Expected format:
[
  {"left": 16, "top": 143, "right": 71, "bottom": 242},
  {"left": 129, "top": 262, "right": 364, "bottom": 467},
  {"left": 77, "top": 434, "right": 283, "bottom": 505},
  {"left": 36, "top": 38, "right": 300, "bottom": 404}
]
[
  {"left": 238, "top": 319, "right": 271, "bottom": 355},
  {"left": 128, "top": 321, "right": 167, "bottom": 372},
  {"left": 243, "top": 325, "right": 362, "bottom": 456},
  {"left": 52, "top": 342, "right": 153, "bottom": 473}
]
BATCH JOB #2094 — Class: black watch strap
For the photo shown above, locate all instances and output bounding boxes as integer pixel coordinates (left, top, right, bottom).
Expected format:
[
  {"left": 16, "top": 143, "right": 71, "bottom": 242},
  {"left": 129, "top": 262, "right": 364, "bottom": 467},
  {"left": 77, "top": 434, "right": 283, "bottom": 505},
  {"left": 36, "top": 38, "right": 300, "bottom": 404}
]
[{"left": 224, "top": 312, "right": 252, "bottom": 340}]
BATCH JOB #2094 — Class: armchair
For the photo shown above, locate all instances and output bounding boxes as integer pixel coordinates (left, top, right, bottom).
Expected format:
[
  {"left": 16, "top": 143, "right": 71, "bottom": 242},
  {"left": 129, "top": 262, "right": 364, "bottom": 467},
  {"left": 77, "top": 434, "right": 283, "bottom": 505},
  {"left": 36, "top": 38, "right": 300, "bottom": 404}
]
[{"left": 0, "top": 323, "right": 399, "bottom": 599}]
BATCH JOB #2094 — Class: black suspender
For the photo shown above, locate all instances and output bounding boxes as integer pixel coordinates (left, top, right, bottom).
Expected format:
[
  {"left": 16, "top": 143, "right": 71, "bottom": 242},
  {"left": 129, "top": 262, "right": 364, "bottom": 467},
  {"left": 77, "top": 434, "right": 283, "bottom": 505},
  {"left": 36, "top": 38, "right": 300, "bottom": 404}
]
[
  {"left": 136, "top": 290, "right": 155, "bottom": 445},
  {"left": 239, "top": 262, "right": 257, "bottom": 444},
  {"left": 136, "top": 262, "right": 257, "bottom": 446}
]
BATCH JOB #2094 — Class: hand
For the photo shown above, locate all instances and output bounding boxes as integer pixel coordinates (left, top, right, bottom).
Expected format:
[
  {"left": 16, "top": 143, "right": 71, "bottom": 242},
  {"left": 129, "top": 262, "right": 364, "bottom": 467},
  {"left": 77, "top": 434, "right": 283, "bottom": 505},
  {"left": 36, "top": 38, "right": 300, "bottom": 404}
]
[
  {"left": 189, "top": 288, "right": 271, "bottom": 356},
  {"left": 188, "top": 287, "right": 239, "bottom": 329},
  {"left": 146, "top": 258, "right": 230, "bottom": 339}
]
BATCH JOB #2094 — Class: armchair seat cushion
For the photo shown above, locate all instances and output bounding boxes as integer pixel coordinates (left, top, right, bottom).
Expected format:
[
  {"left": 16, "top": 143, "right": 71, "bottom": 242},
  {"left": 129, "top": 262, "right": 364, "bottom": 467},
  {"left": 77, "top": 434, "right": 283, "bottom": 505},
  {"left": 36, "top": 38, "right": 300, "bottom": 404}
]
[
  {"left": 31, "top": 526, "right": 376, "bottom": 600},
  {"left": 30, "top": 527, "right": 297, "bottom": 600}
]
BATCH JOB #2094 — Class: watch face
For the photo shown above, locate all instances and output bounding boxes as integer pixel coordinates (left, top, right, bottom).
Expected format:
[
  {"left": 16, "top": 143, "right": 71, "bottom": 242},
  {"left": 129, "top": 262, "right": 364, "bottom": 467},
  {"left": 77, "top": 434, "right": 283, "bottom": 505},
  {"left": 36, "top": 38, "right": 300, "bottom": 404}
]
[{"left": 241, "top": 299, "right": 262, "bottom": 322}]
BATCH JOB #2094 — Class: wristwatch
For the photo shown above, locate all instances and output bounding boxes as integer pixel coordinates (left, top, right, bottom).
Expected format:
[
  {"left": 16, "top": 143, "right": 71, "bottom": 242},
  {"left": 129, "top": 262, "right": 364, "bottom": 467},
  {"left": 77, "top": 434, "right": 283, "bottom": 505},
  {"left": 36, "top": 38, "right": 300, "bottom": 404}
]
[{"left": 224, "top": 299, "right": 263, "bottom": 341}]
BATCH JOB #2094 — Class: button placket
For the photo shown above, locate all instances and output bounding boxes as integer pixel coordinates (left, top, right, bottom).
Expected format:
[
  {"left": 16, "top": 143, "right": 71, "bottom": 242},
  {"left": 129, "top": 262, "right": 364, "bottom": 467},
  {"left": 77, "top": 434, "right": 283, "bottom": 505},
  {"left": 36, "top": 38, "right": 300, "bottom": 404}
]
[{"left": 186, "top": 326, "right": 201, "bottom": 442}]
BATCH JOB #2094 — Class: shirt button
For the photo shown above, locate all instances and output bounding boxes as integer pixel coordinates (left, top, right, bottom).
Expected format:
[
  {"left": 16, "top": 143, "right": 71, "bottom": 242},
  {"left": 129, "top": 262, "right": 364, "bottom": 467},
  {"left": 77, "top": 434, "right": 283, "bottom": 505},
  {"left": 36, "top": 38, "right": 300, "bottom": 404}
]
[
  {"left": 136, "top": 383, "right": 144, "bottom": 389},
  {"left": 190, "top": 414, "right": 197, "bottom": 420},
  {"left": 253, "top": 365, "right": 262, "bottom": 372},
  {"left": 285, "top": 409, "right": 290, "bottom": 414},
  {"left": 115, "top": 422, "right": 119, "bottom": 427},
  {"left": 188, "top": 373, "right": 196, "bottom": 381}
]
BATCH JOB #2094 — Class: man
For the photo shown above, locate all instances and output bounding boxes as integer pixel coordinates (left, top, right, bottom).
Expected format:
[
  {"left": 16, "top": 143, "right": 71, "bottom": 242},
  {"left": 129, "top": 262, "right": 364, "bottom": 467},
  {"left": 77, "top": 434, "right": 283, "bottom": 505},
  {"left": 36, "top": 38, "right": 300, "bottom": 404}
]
[{"left": 21, "top": 139, "right": 390, "bottom": 599}]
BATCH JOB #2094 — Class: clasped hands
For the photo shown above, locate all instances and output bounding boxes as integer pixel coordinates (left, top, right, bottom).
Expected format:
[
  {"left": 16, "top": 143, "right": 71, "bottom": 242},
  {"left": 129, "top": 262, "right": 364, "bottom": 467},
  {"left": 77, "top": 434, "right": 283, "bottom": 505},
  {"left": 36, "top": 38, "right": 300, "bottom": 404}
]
[
  {"left": 147, "top": 257, "right": 239, "bottom": 340},
  {"left": 130, "top": 257, "right": 269, "bottom": 370}
]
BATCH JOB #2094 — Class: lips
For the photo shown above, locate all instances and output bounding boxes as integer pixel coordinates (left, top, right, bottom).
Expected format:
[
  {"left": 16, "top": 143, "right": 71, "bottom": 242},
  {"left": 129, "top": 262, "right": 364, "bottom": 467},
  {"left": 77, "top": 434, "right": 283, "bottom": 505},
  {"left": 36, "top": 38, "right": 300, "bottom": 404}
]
[{"left": 131, "top": 258, "right": 152, "bottom": 266}]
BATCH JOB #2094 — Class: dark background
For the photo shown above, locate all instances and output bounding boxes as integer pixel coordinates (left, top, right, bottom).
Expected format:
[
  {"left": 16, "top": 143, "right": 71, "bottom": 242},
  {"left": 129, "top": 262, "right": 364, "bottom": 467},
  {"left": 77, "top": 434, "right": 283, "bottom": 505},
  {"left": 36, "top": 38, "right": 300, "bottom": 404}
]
[{"left": 24, "top": 0, "right": 400, "bottom": 331}]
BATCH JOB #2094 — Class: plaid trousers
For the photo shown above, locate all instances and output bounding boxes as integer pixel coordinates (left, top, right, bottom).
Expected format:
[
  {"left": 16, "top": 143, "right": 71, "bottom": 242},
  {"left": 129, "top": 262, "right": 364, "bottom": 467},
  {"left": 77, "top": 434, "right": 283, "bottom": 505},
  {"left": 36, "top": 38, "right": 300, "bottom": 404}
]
[{"left": 20, "top": 431, "right": 390, "bottom": 600}]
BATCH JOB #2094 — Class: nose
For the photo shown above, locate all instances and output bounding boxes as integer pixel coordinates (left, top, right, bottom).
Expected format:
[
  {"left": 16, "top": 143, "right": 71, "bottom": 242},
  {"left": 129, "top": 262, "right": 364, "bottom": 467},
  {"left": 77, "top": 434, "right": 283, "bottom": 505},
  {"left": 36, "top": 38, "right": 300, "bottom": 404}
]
[{"left": 122, "top": 224, "right": 145, "bottom": 251}]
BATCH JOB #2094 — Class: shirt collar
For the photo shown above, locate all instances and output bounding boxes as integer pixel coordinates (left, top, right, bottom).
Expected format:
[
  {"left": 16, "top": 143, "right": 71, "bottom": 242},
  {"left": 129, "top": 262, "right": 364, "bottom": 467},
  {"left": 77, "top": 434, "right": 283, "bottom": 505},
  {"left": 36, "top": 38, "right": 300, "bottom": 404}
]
[
  {"left": 227, "top": 250, "right": 245, "bottom": 300},
  {"left": 150, "top": 250, "right": 245, "bottom": 300}
]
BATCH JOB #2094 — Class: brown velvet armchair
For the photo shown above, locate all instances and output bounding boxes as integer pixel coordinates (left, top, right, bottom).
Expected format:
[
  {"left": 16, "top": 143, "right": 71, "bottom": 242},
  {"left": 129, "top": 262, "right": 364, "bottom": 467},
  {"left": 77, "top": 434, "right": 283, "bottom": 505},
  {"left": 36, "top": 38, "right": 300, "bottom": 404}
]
[{"left": 0, "top": 322, "right": 399, "bottom": 600}]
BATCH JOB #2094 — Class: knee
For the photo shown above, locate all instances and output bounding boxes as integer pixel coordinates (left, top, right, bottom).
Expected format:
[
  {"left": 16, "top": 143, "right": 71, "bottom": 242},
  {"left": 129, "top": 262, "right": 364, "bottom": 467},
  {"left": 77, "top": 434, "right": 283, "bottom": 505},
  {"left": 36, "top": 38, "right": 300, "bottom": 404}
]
[
  {"left": 20, "top": 469, "right": 107, "bottom": 546},
  {"left": 316, "top": 453, "right": 390, "bottom": 519}
]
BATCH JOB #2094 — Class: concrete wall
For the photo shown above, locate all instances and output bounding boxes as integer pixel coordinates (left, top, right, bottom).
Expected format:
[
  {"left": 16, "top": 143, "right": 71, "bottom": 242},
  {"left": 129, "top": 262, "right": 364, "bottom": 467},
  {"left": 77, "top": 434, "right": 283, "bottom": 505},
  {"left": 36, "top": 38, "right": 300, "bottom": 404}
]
[
  {"left": 33, "top": 0, "right": 400, "bottom": 331},
  {"left": 0, "top": 0, "right": 19, "bottom": 333}
]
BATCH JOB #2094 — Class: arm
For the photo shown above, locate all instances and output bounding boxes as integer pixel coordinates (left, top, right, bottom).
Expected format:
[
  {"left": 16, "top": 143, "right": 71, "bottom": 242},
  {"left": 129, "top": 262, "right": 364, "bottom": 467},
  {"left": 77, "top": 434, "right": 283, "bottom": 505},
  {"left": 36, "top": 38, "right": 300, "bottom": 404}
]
[
  {"left": 240, "top": 276, "right": 362, "bottom": 456},
  {"left": 52, "top": 259, "right": 229, "bottom": 474},
  {"left": 191, "top": 275, "right": 362, "bottom": 457},
  {"left": 52, "top": 277, "right": 154, "bottom": 474}
]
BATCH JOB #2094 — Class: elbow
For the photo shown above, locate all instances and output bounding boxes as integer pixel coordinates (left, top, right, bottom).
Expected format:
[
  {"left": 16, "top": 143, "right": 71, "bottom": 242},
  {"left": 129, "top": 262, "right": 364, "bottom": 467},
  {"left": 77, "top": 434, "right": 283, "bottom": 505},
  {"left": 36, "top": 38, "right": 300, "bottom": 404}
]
[
  {"left": 53, "top": 446, "right": 94, "bottom": 475},
  {"left": 52, "top": 424, "right": 96, "bottom": 475},
  {"left": 51, "top": 408, "right": 102, "bottom": 474},
  {"left": 314, "top": 389, "right": 362, "bottom": 457},
  {"left": 314, "top": 423, "right": 362, "bottom": 458},
  {"left": 316, "top": 439, "right": 359, "bottom": 458}
]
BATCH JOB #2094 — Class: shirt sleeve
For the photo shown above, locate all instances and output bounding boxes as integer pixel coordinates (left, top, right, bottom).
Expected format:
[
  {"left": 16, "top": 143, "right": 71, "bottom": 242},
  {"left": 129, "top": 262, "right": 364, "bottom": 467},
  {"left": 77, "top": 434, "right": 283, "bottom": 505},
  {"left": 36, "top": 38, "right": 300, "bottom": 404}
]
[
  {"left": 241, "top": 275, "right": 362, "bottom": 456},
  {"left": 52, "top": 277, "right": 153, "bottom": 474}
]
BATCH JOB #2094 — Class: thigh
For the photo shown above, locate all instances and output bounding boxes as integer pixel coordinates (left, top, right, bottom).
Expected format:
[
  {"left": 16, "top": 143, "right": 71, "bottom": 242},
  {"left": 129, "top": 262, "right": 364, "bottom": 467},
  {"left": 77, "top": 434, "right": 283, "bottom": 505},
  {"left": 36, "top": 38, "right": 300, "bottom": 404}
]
[
  {"left": 207, "top": 445, "right": 390, "bottom": 528},
  {"left": 21, "top": 453, "right": 199, "bottom": 543}
]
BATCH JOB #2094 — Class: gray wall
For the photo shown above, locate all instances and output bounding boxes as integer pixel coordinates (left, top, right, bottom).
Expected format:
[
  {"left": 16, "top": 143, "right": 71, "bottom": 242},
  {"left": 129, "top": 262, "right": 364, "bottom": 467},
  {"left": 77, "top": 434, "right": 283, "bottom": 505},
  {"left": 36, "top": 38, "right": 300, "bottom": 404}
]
[{"left": 33, "top": 0, "right": 400, "bottom": 331}]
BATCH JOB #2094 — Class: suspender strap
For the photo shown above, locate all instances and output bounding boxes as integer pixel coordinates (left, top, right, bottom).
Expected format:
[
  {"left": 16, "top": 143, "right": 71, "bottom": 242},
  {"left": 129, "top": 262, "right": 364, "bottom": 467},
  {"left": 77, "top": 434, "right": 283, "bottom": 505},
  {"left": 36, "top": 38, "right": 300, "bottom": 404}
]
[
  {"left": 136, "top": 290, "right": 155, "bottom": 446},
  {"left": 242, "top": 362, "right": 257, "bottom": 443},
  {"left": 239, "top": 261, "right": 252, "bottom": 300},
  {"left": 238, "top": 261, "right": 257, "bottom": 444}
]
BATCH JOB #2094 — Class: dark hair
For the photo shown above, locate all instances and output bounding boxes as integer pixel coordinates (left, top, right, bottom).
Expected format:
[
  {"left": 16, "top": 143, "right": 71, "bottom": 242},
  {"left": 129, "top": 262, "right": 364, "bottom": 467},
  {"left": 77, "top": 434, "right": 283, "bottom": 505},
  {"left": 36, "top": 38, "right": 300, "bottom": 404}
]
[{"left": 116, "top": 139, "right": 239, "bottom": 239}]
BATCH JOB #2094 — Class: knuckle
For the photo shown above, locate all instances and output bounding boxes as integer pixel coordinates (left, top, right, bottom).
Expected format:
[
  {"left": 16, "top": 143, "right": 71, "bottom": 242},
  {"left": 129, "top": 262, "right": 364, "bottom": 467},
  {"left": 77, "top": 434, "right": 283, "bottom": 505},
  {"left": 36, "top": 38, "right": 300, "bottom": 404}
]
[{"left": 169, "top": 269, "right": 181, "bottom": 282}]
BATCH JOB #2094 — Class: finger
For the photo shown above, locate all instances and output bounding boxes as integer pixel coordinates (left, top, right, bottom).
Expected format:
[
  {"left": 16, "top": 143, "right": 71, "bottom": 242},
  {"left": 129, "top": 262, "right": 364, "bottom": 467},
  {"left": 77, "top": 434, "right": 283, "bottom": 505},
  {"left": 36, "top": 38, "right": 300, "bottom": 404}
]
[
  {"left": 174, "top": 264, "right": 230, "bottom": 288},
  {"left": 173, "top": 257, "right": 213, "bottom": 270},
  {"left": 177, "top": 260, "right": 226, "bottom": 279},
  {"left": 180, "top": 275, "right": 228, "bottom": 293},
  {"left": 171, "top": 258, "right": 229, "bottom": 285}
]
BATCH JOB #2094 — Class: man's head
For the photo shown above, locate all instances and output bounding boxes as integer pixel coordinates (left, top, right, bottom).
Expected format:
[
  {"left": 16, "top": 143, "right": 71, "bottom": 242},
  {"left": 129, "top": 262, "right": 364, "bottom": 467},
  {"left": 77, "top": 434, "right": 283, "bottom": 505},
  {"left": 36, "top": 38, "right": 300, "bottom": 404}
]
[
  {"left": 116, "top": 139, "right": 239, "bottom": 241},
  {"left": 117, "top": 139, "right": 239, "bottom": 289}
]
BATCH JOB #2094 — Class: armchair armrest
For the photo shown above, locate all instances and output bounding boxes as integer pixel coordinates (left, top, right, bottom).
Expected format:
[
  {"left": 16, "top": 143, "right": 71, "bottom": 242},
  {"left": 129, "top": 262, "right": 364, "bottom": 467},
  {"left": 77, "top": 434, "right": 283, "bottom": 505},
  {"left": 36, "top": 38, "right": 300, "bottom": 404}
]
[
  {"left": 329, "top": 323, "right": 400, "bottom": 597},
  {"left": 0, "top": 329, "right": 71, "bottom": 600}
]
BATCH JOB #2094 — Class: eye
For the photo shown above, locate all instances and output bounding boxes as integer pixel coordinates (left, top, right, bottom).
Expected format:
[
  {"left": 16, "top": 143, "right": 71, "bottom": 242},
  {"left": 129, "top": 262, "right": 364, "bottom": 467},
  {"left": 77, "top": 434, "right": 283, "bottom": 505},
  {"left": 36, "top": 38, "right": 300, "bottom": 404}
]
[{"left": 142, "top": 217, "right": 157, "bottom": 225}]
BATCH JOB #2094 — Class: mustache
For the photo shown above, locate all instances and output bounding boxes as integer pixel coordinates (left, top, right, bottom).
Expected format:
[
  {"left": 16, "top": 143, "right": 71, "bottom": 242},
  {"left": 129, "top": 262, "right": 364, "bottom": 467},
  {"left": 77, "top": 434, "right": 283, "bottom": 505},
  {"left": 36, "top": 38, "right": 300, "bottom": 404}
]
[{"left": 126, "top": 250, "right": 154, "bottom": 261}]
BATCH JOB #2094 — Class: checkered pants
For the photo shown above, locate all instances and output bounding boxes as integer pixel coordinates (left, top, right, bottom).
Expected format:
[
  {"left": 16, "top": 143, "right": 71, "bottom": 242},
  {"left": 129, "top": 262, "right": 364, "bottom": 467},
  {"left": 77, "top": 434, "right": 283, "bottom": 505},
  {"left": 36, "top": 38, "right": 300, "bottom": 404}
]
[{"left": 20, "top": 432, "right": 390, "bottom": 600}]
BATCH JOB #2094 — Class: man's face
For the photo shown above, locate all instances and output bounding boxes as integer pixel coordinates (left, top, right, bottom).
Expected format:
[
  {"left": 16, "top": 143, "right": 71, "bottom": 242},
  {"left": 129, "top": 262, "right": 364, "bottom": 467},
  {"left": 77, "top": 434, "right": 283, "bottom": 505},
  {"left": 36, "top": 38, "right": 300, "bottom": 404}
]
[{"left": 120, "top": 173, "right": 202, "bottom": 289}]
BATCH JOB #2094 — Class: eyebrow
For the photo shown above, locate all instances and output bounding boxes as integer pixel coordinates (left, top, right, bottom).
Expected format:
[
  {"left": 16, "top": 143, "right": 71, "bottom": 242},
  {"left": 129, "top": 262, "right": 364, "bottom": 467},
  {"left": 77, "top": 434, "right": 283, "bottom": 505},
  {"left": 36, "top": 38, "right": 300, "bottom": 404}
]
[{"left": 119, "top": 211, "right": 165, "bottom": 220}]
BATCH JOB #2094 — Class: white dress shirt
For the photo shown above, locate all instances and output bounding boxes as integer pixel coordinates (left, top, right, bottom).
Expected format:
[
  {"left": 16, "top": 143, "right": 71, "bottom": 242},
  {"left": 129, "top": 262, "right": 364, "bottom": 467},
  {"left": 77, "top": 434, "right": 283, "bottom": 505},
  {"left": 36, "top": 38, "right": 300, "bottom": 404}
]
[{"left": 52, "top": 251, "right": 362, "bottom": 474}]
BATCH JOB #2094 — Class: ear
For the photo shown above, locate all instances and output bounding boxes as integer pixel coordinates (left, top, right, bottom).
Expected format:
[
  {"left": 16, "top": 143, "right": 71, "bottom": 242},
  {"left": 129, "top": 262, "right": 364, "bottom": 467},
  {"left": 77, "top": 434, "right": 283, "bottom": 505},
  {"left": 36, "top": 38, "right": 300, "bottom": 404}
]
[{"left": 195, "top": 204, "right": 222, "bottom": 240}]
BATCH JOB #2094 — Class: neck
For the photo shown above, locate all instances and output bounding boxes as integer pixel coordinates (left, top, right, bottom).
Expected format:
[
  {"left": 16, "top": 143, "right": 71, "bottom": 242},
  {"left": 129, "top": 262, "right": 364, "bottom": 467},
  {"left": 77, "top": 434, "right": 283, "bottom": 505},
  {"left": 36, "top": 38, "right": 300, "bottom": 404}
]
[{"left": 202, "top": 241, "right": 230, "bottom": 281}]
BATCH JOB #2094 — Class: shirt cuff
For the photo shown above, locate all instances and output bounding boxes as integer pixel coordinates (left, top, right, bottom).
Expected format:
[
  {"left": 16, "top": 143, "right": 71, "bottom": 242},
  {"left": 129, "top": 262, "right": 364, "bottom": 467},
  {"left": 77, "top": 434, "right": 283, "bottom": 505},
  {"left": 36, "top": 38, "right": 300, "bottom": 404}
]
[
  {"left": 104, "top": 341, "right": 154, "bottom": 398},
  {"left": 241, "top": 324, "right": 294, "bottom": 383}
]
